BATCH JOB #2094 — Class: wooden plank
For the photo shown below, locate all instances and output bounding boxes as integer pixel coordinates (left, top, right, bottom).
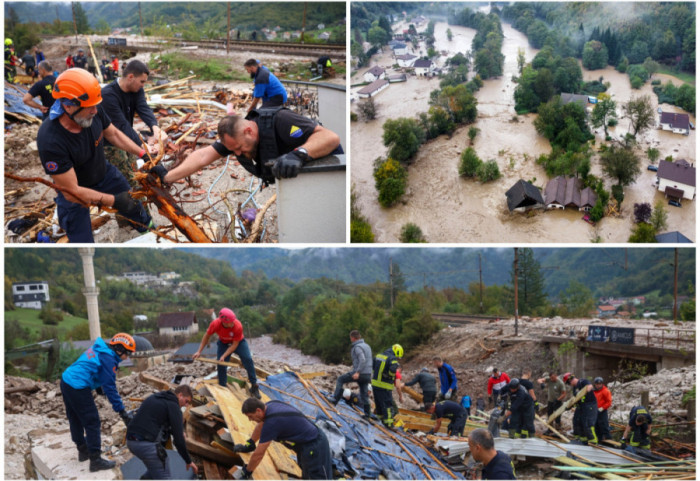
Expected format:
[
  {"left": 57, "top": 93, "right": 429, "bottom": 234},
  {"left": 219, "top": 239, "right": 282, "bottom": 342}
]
[
  {"left": 196, "top": 357, "right": 272, "bottom": 380},
  {"left": 185, "top": 423, "right": 235, "bottom": 466},
  {"left": 138, "top": 372, "right": 172, "bottom": 391},
  {"left": 402, "top": 385, "right": 423, "bottom": 403},
  {"left": 86, "top": 36, "right": 104, "bottom": 83},
  {"left": 299, "top": 371, "right": 327, "bottom": 379},
  {"left": 202, "top": 459, "right": 230, "bottom": 480},
  {"left": 548, "top": 388, "right": 587, "bottom": 424}
]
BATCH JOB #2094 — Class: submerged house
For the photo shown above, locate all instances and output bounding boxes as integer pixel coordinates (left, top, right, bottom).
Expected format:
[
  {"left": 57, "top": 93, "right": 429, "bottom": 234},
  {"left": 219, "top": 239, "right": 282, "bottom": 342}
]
[
  {"left": 357, "top": 78, "right": 389, "bottom": 99},
  {"left": 657, "top": 160, "right": 696, "bottom": 200},
  {"left": 544, "top": 176, "right": 597, "bottom": 211},
  {"left": 363, "top": 66, "right": 386, "bottom": 83},
  {"left": 505, "top": 180, "right": 544, "bottom": 212},
  {"left": 659, "top": 112, "right": 690, "bottom": 135}
]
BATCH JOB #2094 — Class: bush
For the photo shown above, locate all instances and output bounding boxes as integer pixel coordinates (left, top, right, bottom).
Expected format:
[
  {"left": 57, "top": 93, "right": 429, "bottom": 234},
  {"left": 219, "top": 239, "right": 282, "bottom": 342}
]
[
  {"left": 39, "top": 305, "right": 64, "bottom": 326},
  {"left": 350, "top": 112, "right": 358, "bottom": 122},
  {"left": 459, "top": 147, "right": 482, "bottom": 177},
  {"left": 628, "top": 222, "right": 658, "bottom": 243},
  {"left": 477, "top": 160, "right": 501, "bottom": 182},
  {"left": 607, "top": 118, "right": 618, "bottom": 127},
  {"left": 611, "top": 184, "right": 624, "bottom": 206},
  {"left": 350, "top": 219, "right": 374, "bottom": 243},
  {"left": 400, "top": 223, "right": 426, "bottom": 243},
  {"left": 651, "top": 79, "right": 661, "bottom": 86},
  {"left": 358, "top": 98, "right": 378, "bottom": 121},
  {"left": 468, "top": 126, "right": 480, "bottom": 144},
  {"left": 630, "top": 76, "right": 644, "bottom": 89},
  {"left": 634, "top": 202, "right": 652, "bottom": 223},
  {"left": 373, "top": 158, "right": 408, "bottom": 207}
]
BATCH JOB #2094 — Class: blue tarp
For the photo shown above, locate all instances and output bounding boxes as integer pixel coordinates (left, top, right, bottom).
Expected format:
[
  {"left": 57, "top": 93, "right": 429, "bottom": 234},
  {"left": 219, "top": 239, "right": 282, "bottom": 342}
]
[
  {"left": 261, "top": 372, "right": 460, "bottom": 480},
  {"left": 5, "top": 84, "right": 43, "bottom": 118}
]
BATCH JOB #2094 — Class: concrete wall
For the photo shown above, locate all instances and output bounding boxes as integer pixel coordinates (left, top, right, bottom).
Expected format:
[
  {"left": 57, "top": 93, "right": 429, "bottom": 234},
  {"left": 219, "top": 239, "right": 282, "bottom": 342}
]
[
  {"left": 658, "top": 178, "right": 695, "bottom": 200},
  {"left": 132, "top": 354, "right": 169, "bottom": 371}
]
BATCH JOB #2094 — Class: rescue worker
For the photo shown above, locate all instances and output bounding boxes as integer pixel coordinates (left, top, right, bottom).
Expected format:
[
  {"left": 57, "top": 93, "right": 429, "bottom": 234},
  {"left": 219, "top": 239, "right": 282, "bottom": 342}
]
[
  {"left": 460, "top": 393, "right": 472, "bottom": 420},
  {"left": 101, "top": 60, "right": 161, "bottom": 187},
  {"left": 60, "top": 333, "right": 136, "bottom": 472},
  {"left": 593, "top": 377, "right": 612, "bottom": 441},
  {"left": 341, "top": 388, "right": 361, "bottom": 408},
  {"left": 468, "top": 429, "right": 516, "bottom": 480},
  {"left": 621, "top": 406, "right": 652, "bottom": 451},
  {"left": 317, "top": 55, "right": 332, "bottom": 76},
  {"left": 329, "top": 330, "right": 372, "bottom": 417},
  {"left": 371, "top": 344, "right": 403, "bottom": 428},
  {"left": 519, "top": 369, "right": 538, "bottom": 406},
  {"left": 243, "top": 58, "right": 288, "bottom": 113},
  {"left": 65, "top": 51, "right": 74, "bottom": 69},
  {"left": 235, "top": 398, "right": 332, "bottom": 479},
  {"left": 487, "top": 368, "right": 511, "bottom": 407},
  {"left": 5, "top": 38, "right": 17, "bottom": 83},
  {"left": 21, "top": 49, "right": 36, "bottom": 76},
  {"left": 563, "top": 373, "right": 598, "bottom": 445},
  {"left": 192, "top": 308, "right": 260, "bottom": 398},
  {"left": 433, "top": 356, "right": 458, "bottom": 401},
  {"left": 426, "top": 400, "right": 468, "bottom": 437},
  {"left": 73, "top": 48, "right": 88, "bottom": 70},
  {"left": 126, "top": 385, "right": 198, "bottom": 479},
  {"left": 37, "top": 68, "right": 154, "bottom": 242},
  {"left": 23, "top": 61, "right": 56, "bottom": 119},
  {"left": 34, "top": 46, "right": 45, "bottom": 66},
  {"left": 149, "top": 107, "right": 342, "bottom": 185},
  {"left": 111, "top": 55, "right": 120, "bottom": 77},
  {"left": 405, "top": 367, "right": 438, "bottom": 410},
  {"left": 537, "top": 371, "right": 566, "bottom": 434},
  {"left": 502, "top": 378, "right": 535, "bottom": 438}
]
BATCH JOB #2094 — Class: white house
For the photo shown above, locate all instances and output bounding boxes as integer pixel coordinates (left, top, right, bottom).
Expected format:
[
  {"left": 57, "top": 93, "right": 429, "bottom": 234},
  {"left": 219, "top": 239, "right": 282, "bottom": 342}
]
[
  {"left": 363, "top": 66, "right": 386, "bottom": 83},
  {"left": 395, "top": 54, "right": 417, "bottom": 68},
  {"left": 413, "top": 59, "right": 435, "bottom": 77},
  {"left": 659, "top": 112, "right": 690, "bottom": 135},
  {"left": 392, "top": 42, "right": 408, "bottom": 56},
  {"left": 657, "top": 159, "right": 696, "bottom": 200},
  {"left": 12, "top": 281, "right": 50, "bottom": 309},
  {"left": 318, "top": 31, "right": 331, "bottom": 40},
  {"left": 357, "top": 79, "right": 389, "bottom": 98},
  {"left": 157, "top": 311, "right": 199, "bottom": 337}
]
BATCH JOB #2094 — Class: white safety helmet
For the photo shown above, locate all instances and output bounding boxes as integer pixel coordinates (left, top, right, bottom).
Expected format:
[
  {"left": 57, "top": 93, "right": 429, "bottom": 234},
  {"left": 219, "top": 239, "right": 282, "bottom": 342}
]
[{"left": 343, "top": 388, "right": 352, "bottom": 399}]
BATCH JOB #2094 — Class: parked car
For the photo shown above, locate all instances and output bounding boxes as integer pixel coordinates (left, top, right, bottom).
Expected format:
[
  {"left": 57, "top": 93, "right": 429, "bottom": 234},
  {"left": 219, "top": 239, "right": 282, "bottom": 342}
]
[
  {"left": 647, "top": 164, "right": 659, "bottom": 171},
  {"left": 690, "top": 121, "right": 695, "bottom": 130},
  {"left": 668, "top": 199, "right": 682, "bottom": 207}
]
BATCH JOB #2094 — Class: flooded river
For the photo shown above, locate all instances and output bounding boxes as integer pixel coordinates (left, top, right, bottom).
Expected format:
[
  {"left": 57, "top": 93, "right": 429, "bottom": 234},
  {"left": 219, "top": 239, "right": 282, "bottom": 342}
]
[{"left": 351, "top": 20, "right": 695, "bottom": 243}]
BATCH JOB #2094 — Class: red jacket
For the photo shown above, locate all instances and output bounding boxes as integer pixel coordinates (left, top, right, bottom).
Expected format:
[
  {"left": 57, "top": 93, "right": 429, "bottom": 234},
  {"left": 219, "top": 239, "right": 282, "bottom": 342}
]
[
  {"left": 206, "top": 317, "right": 244, "bottom": 344},
  {"left": 66, "top": 55, "right": 74, "bottom": 68},
  {"left": 594, "top": 385, "right": 612, "bottom": 410},
  {"left": 487, "top": 372, "right": 511, "bottom": 395}
]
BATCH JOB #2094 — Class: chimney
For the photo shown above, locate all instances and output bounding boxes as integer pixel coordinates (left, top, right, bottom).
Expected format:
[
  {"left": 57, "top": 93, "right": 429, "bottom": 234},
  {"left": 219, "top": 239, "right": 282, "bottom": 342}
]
[{"left": 78, "top": 248, "right": 101, "bottom": 340}]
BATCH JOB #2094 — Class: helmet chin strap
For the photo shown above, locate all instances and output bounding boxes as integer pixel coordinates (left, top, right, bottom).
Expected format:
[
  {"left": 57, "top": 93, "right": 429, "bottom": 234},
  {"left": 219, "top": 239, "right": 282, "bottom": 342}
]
[{"left": 62, "top": 99, "right": 83, "bottom": 122}]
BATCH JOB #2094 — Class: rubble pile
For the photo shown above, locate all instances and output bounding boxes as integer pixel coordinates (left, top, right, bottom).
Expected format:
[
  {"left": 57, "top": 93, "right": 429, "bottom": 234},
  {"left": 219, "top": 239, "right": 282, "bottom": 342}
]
[{"left": 608, "top": 367, "right": 695, "bottom": 418}]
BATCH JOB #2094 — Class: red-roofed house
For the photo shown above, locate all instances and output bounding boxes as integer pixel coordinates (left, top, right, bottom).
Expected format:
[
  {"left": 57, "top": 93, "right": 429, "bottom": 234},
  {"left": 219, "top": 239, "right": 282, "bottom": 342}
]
[{"left": 597, "top": 305, "right": 616, "bottom": 318}]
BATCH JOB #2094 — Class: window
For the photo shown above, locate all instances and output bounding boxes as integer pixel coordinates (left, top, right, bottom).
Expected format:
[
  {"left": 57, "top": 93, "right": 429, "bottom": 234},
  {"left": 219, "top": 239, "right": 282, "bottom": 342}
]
[
  {"left": 30, "top": 285, "right": 38, "bottom": 291},
  {"left": 16, "top": 286, "right": 25, "bottom": 292}
]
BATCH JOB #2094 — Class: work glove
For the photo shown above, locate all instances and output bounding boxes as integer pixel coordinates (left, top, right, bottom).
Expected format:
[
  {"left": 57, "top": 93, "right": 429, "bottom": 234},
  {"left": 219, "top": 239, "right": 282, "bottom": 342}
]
[
  {"left": 445, "top": 389, "right": 452, "bottom": 400},
  {"left": 620, "top": 438, "right": 627, "bottom": 449},
  {"left": 426, "top": 429, "right": 436, "bottom": 435},
  {"left": 598, "top": 407, "right": 604, "bottom": 412},
  {"left": 112, "top": 192, "right": 140, "bottom": 217},
  {"left": 233, "top": 465, "right": 253, "bottom": 480},
  {"left": 534, "top": 401, "right": 541, "bottom": 411},
  {"left": 149, "top": 164, "right": 169, "bottom": 185},
  {"left": 234, "top": 438, "right": 256, "bottom": 453},
  {"left": 268, "top": 149, "right": 310, "bottom": 179},
  {"left": 119, "top": 410, "right": 134, "bottom": 426}
]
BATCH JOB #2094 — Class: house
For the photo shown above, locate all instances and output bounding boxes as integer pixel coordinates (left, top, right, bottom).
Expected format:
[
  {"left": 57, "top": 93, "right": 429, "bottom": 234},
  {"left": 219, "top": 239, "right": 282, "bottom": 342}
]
[
  {"left": 659, "top": 111, "right": 690, "bottom": 135},
  {"left": 357, "top": 79, "right": 389, "bottom": 99},
  {"left": 597, "top": 305, "right": 616, "bottom": 318},
  {"left": 363, "top": 66, "right": 386, "bottom": 83},
  {"left": 391, "top": 42, "right": 408, "bottom": 56},
  {"left": 157, "top": 311, "right": 199, "bottom": 337},
  {"left": 544, "top": 176, "right": 598, "bottom": 211},
  {"left": 413, "top": 59, "right": 435, "bottom": 77},
  {"left": 317, "top": 23, "right": 325, "bottom": 30},
  {"left": 396, "top": 54, "right": 417, "bottom": 68},
  {"left": 12, "top": 281, "right": 50, "bottom": 309},
  {"left": 657, "top": 160, "right": 696, "bottom": 200},
  {"left": 318, "top": 31, "right": 331, "bottom": 41},
  {"left": 505, "top": 180, "right": 544, "bottom": 212},
  {"left": 560, "top": 93, "right": 593, "bottom": 113},
  {"left": 655, "top": 231, "right": 693, "bottom": 243},
  {"left": 283, "top": 31, "right": 291, "bottom": 40},
  {"left": 387, "top": 73, "right": 407, "bottom": 83}
]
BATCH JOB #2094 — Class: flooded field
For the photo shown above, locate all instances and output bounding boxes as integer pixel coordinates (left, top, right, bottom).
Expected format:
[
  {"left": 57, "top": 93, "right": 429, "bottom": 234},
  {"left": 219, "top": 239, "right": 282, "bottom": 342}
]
[{"left": 351, "top": 20, "right": 696, "bottom": 243}]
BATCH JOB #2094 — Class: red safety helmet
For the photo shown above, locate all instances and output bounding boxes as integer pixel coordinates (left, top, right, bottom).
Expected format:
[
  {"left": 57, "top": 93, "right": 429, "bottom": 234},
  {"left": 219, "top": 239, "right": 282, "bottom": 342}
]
[
  {"left": 562, "top": 372, "right": 573, "bottom": 384},
  {"left": 52, "top": 68, "right": 102, "bottom": 107},
  {"left": 218, "top": 308, "right": 238, "bottom": 324},
  {"left": 109, "top": 333, "right": 136, "bottom": 353}
]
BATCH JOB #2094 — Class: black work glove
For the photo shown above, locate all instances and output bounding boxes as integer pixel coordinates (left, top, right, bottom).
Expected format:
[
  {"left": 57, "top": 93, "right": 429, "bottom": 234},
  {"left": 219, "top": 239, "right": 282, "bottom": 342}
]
[
  {"left": 149, "top": 164, "right": 169, "bottom": 185},
  {"left": 95, "top": 386, "right": 105, "bottom": 396},
  {"left": 112, "top": 192, "right": 140, "bottom": 217},
  {"left": 234, "top": 438, "right": 256, "bottom": 453},
  {"left": 119, "top": 410, "right": 134, "bottom": 426},
  {"left": 268, "top": 149, "right": 309, "bottom": 179},
  {"left": 233, "top": 465, "right": 253, "bottom": 480},
  {"left": 620, "top": 438, "right": 627, "bottom": 449}
]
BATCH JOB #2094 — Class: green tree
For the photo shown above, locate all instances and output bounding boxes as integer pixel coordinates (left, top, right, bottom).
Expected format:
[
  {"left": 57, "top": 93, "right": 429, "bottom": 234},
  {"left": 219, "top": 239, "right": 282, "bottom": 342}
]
[
  {"left": 591, "top": 94, "right": 617, "bottom": 138},
  {"left": 373, "top": 158, "right": 408, "bottom": 207},
  {"left": 458, "top": 147, "right": 482, "bottom": 177},
  {"left": 368, "top": 26, "right": 390, "bottom": 47},
  {"left": 623, "top": 96, "right": 655, "bottom": 137},
  {"left": 650, "top": 200, "right": 668, "bottom": 233},
  {"left": 642, "top": 57, "right": 660, "bottom": 80},
  {"left": 358, "top": 97, "right": 377, "bottom": 121},
  {"left": 646, "top": 147, "right": 660, "bottom": 164},
  {"left": 517, "top": 47, "right": 526, "bottom": 74},
  {"left": 582, "top": 40, "right": 608, "bottom": 70},
  {"left": 511, "top": 248, "right": 548, "bottom": 316},
  {"left": 560, "top": 281, "right": 594, "bottom": 317},
  {"left": 427, "top": 106, "right": 455, "bottom": 137},
  {"left": 382, "top": 118, "right": 425, "bottom": 162},
  {"left": 628, "top": 223, "right": 658, "bottom": 243},
  {"left": 468, "top": 126, "right": 480, "bottom": 145},
  {"left": 446, "top": 28, "right": 453, "bottom": 41},
  {"left": 73, "top": 2, "right": 90, "bottom": 34},
  {"left": 400, "top": 223, "right": 426, "bottom": 243},
  {"left": 600, "top": 145, "right": 641, "bottom": 186},
  {"left": 434, "top": 84, "right": 478, "bottom": 124},
  {"left": 679, "top": 282, "right": 695, "bottom": 322},
  {"left": 477, "top": 160, "right": 501, "bottom": 182}
]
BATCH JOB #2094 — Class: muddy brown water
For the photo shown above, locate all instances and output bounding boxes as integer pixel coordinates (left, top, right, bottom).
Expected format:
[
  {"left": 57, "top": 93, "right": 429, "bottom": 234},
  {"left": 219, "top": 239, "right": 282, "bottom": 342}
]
[{"left": 351, "top": 21, "right": 695, "bottom": 243}]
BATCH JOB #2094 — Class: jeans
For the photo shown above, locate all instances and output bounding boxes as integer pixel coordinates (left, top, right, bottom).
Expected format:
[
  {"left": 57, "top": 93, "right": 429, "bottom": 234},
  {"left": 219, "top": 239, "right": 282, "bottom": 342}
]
[
  {"left": 56, "top": 162, "right": 151, "bottom": 242},
  {"left": 261, "top": 95, "right": 285, "bottom": 108},
  {"left": 127, "top": 439, "right": 171, "bottom": 479},
  {"left": 216, "top": 339, "right": 257, "bottom": 387},
  {"left": 60, "top": 379, "right": 102, "bottom": 453},
  {"left": 332, "top": 372, "right": 371, "bottom": 416},
  {"left": 547, "top": 400, "right": 563, "bottom": 427},
  {"left": 595, "top": 409, "right": 612, "bottom": 440}
]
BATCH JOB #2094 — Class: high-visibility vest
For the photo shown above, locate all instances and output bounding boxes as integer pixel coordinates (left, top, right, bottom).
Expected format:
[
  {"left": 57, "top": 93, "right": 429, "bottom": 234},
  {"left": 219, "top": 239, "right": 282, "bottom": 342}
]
[{"left": 371, "top": 353, "right": 397, "bottom": 390}]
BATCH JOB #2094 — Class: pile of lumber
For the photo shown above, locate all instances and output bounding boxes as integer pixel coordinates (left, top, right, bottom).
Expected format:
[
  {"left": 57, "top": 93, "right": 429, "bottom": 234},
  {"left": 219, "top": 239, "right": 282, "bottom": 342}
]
[{"left": 552, "top": 455, "right": 696, "bottom": 480}]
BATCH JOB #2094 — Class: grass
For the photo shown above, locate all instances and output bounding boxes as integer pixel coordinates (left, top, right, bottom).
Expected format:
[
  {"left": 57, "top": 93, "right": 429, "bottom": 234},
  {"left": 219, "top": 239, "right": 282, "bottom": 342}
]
[
  {"left": 282, "top": 61, "right": 346, "bottom": 82},
  {"left": 655, "top": 66, "right": 695, "bottom": 86},
  {"left": 4, "top": 308, "right": 88, "bottom": 340},
  {"left": 150, "top": 52, "right": 250, "bottom": 82}
]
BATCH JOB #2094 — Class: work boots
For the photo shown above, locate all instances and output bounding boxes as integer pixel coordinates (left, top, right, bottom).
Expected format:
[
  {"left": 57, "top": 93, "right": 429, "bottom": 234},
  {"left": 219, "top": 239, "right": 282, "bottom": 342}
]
[
  {"left": 77, "top": 444, "right": 89, "bottom": 462},
  {"left": 249, "top": 384, "right": 261, "bottom": 400},
  {"left": 89, "top": 452, "right": 116, "bottom": 472}
]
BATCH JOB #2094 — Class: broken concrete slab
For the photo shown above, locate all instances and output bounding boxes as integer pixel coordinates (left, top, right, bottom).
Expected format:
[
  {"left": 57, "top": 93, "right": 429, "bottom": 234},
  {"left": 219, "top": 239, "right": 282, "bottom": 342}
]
[{"left": 120, "top": 448, "right": 196, "bottom": 480}]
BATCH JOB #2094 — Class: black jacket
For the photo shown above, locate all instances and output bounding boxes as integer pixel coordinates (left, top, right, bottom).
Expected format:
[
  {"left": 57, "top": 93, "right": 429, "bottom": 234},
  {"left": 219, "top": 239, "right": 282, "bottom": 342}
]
[
  {"left": 405, "top": 370, "right": 437, "bottom": 393},
  {"left": 127, "top": 391, "right": 191, "bottom": 464}
]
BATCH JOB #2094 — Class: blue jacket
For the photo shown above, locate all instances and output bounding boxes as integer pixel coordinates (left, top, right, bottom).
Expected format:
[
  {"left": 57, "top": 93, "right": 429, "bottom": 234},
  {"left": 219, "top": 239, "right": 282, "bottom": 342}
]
[
  {"left": 437, "top": 362, "right": 458, "bottom": 394},
  {"left": 461, "top": 395, "right": 472, "bottom": 409},
  {"left": 252, "top": 65, "right": 288, "bottom": 103},
  {"left": 62, "top": 337, "right": 125, "bottom": 412}
]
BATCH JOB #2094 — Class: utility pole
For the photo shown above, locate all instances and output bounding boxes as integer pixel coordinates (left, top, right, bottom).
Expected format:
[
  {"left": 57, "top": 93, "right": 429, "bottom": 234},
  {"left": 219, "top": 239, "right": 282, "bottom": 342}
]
[
  {"left": 673, "top": 248, "right": 678, "bottom": 323},
  {"left": 479, "top": 253, "right": 484, "bottom": 313},
  {"left": 300, "top": 2, "right": 307, "bottom": 43},
  {"left": 514, "top": 248, "right": 519, "bottom": 337},
  {"left": 389, "top": 257, "right": 394, "bottom": 309},
  {"left": 71, "top": 2, "right": 78, "bottom": 40},
  {"left": 138, "top": 2, "right": 144, "bottom": 37},
  {"left": 55, "top": 5, "right": 60, "bottom": 22},
  {"left": 226, "top": 2, "right": 231, "bottom": 54}
]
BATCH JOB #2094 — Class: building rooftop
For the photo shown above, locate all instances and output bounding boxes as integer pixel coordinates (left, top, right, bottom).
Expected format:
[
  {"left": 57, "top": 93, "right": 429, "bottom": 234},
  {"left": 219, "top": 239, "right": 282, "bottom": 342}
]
[{"left": 657, "top": 160, "right": 696, "bottom": 186}]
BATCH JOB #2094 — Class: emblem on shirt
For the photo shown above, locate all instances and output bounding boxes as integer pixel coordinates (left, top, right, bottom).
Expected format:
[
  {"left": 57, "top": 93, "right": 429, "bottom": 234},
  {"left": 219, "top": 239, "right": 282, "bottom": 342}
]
[
  {"left": 289, "top": 125, "right": 303, "bottom": 138},
  {"left": 46, "top": 161, "right": 58, "bottom": 172}
]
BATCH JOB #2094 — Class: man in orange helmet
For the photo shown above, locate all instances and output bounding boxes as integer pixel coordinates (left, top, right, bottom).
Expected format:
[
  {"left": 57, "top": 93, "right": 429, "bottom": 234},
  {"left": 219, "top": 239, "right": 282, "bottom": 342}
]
[
  {"left": 37, "top": 68, "right": 153, "bottom": 242},
  {"left": 61, "top": 333, "right": 136, "bottom": 472}
]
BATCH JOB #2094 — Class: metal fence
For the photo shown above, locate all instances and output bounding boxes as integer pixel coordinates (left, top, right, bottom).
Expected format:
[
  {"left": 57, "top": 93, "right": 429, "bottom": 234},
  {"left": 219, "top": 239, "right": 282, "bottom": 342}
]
[{"left": 574, "top": 325, "right": 695, "bottom": 352}]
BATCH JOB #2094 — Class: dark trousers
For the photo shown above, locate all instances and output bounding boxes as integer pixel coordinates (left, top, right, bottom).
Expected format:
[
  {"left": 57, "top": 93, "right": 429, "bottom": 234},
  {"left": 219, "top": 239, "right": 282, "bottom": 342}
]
[
  {"left": 547, "top": 400, "right": 563, "bottom": 427},
  {"left": 127, "top": 439, "right": 170, "bottom": 479},
  {"left": 261, "top": 95, "right": 285, "bottom": 108},
  {"left": 333, "top": 372, "right": 371, "bottom": 416},
  {"left": 373, "top": 387, "right": 394, "bottom": 427},
  {"left": 60, "top": 379, "right": 102, "bottom": 453},
  {"left": 595, "top": 409, "right": 612, "bottom": 440},
  {"left": 510, "top": 407, "right": 535, "bottom": 438},
  {"left": 56, "top": 162, "right": 151, "bottom": 243},
  {"left": 296, "top": 429, "right": 332, "bottom": 479},
  {"left": 447, "top": 413, "right": 467, "bottom": 437},
  {"left": 423, "top": 390, "right": 437, "bottom": 409},
  {"left": 492, "top": 388, "right": 502, "bottom": 406},
  {"left": 216, "top": 339, "right": 257, "bottom": 387},
  {"left": 465, "top": 407, "right": 471, "bottom": 419},
  {"left": 574, "top": 403, "right": 598, "bottom": 444}
]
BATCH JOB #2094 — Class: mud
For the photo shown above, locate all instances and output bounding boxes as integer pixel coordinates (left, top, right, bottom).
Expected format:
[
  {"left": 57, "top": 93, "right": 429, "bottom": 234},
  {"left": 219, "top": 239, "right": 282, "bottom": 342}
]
[{"left": 351, "top": 20, "right": 695, "bottom": 243}]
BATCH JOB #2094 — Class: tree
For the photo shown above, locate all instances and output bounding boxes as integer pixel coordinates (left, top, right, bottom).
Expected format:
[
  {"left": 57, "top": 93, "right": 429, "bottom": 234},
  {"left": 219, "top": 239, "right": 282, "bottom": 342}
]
[
  {"left": 368, "top": 26, "right": 390, "bottom": 47},
  {"left": 517, "top": 47, "right": 526, "bottom": 74},
  {"left": 73, "top": 2, "right": 90, "bottom": 34},
  {"left": 642, "top": 57, "right": 660, "bottom": 80},
  {"left": 650, "top": 200, "right": 668, "bottom": 233},
  {"left": 600, "top": 145, "right": 641, "bottom": 186},
  {"left": 646, "top": 148, "right": 660, "bottom": 164},
  {"left": 95, "top": 19, "right": 111, "bottom": 35},
  {"left": 427, "top": 106, "right": 455, "bottom": 137},
  {"left": 358, "top": 98, "right": 377, "bottom": 121},
  {"left": 591, "top": 94, "right": 617, "bottom": 138},
  {"left": 582, "top": 40, "right": 608, "bottom": 70},
  {"left": 623, "top": 96, "right": 655, "bottom": 137},
  {"left": 374, "top": 158, "right": 407, "bottom": 208},
  {"left": 458, "top": 147, "right": 482, "bottom": 177},
  {"left": 510, "top": 248, "right": 547, "bottom": 316},
  {"left": 378, "top": 15, "right": 392, "bottom": 36},
  {"left": 434, "top": 84, "right": 478, "bottom": 124},
  {"left": 560, "top": 281, "right": 594, "bottom": 317},
  {"left": 477, "top": 160, "right": 501, "bottom": 182},
  {"left": 628, "top": 223, "right": 658, "bottom": 243},
  {"left": 633, "top": 202, "right": 652, "bottom": 223},
  {"left": 382, "top": 118, "right": 425, "bottom": 162},
  {"left": 468, "top": 126, "right": 480, "bottom": 145},
  {"left": 446, "top": 28, "right": 453, "bottom": 41},
  {"left": 400, "top": 223, "right": 426, "bottom": 243}
]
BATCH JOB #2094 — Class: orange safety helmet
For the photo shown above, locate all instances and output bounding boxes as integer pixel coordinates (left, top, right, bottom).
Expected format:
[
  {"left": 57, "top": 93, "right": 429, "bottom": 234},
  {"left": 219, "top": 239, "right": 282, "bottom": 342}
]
[
  {"left": 52, "top": 68, "right": 102, "bottom": 107},
  {"left": 109, "top": 333, "right": 136, "bottom": 353}
]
